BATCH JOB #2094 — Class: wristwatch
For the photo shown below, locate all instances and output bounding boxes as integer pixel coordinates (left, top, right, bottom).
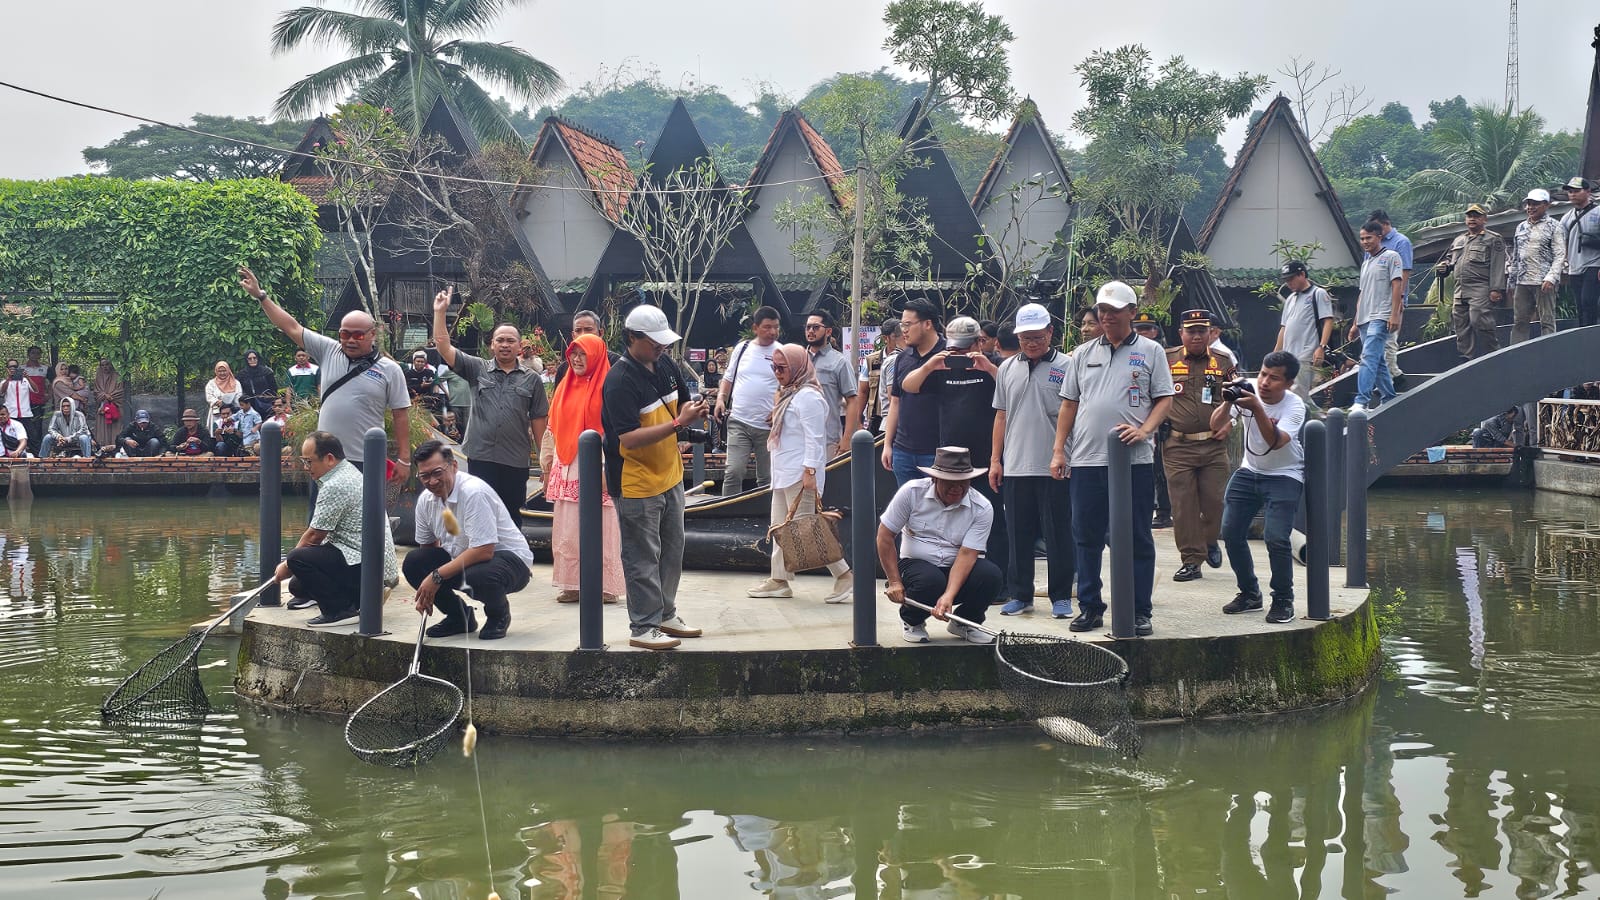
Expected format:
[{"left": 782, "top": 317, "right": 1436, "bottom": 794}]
[{"left": 430, "top": 569, "right": 445, "bottom": 587}]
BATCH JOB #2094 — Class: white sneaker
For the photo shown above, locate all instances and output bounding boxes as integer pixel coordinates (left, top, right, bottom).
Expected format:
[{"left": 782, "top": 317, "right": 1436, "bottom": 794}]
[
  {"left": 1349, "top": 402, "right": 1367, "bottom": 413},
  {"left": 902, "top": 622, "right": 930, "bottom": 643},
  {"left": 747, "top": 578, "right": 793, "bottom": 598},
  {"left": 658, "top": 615, "right": 702, "bottom": 638},
  {"left": 946, "top": 621, "right": 996, "bottom": 645},
  {"left": 629, "top": 628, "right": 680, "bottom": 650},
  {"left": 823, "top": 571, "right": 853, "bottom": 604}
]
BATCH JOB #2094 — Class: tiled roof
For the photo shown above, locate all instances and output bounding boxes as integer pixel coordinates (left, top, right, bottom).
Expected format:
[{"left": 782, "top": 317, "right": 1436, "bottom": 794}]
[
  {"left": 288, "top": 175, "right": 334, "bottom": 205},
  {"left": 531, "top": 116, "right": 632, "bottom": 221},
  {"left": 747, "top": 109, "right": 847, "bottom": 207}
]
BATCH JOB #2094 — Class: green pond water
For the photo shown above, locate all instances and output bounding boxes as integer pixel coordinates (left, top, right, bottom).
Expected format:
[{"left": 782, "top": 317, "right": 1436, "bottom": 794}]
[{"left": 1, "top": 488, "right": 1597, "bottom": 898}]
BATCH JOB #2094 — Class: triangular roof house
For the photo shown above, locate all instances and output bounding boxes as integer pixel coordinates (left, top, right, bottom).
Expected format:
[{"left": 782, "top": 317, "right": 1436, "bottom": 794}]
[
  {"left": 515, "top": 116, "right": 633, "bottom": 294},
  {"left": 743, "top": 109, "right": 847, "bottom": 314},
  {"left": 891, "top": 98, "right": 987, "bottom": 282},
  {"left": 585, "top": 98, "right": 783, "bottom": 325},
  {"left": 1196, "top": 95, "right": 1362, "bottom": 270},
  {"left": 971, "top": 99, "right": 1075, "bottom": 283}
]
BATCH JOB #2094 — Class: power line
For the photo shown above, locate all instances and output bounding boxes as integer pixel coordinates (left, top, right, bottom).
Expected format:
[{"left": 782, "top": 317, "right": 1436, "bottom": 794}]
[{"left": 0, "top": 77, "right": 844, "bottom": 198}]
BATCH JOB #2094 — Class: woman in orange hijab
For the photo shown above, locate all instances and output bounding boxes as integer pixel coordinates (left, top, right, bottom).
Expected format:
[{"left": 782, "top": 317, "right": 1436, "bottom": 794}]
[{"left": 546, "top": 333, "right": 623, "bottom": 603}]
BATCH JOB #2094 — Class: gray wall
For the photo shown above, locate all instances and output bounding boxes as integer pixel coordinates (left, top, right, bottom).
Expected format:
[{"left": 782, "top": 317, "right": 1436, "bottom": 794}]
[
  {"left": 746, "top": 134, "right": 837, "bottom": 276},
  {"left": 521, "top": 143, "right": 616, "bottom": 282},
  {"left": 976, "top": 123, "right": 1072, "bottom": 277}
]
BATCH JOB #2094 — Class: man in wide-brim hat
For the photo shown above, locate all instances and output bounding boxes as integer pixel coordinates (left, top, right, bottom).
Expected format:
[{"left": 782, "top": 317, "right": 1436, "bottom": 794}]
[{"left": 876, "top": 446, "right": 1003, "bottom": 645}]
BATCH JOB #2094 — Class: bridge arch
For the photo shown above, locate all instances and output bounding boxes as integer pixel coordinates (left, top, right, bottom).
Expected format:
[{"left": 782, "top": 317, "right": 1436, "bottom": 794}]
[{"left": 1363, "top": 327, "right": 1600, "bottom": 485}]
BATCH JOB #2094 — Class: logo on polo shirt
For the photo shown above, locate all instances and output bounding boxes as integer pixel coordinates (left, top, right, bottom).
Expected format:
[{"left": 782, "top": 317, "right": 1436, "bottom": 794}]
[
  {"left": 1128, "top": 352, "right": 1147, "bottom": 368},
  {"left": 1048, "top": 365, "right": 1065, "bottom": 385},
  {"left": 363, "top": 368, "right": 384, "bottom": 382}
]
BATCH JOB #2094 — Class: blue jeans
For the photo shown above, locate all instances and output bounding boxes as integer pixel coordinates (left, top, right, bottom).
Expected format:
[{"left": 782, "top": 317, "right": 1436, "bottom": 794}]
[
  {"left": 1355, "top": 320, "right": 1395, "bottom": 407},
  {"left": 43, "top": 433, "right": 93, "bottom": 457},
  {"left": 1071, "top": 464, "right": 1156, "bottom": 619},
  {"left": 1220, "top": 468, "right": 1302, "bottom": 601},
  {"left": 891, "top": 448, "right": 936, "bottom": 487}
]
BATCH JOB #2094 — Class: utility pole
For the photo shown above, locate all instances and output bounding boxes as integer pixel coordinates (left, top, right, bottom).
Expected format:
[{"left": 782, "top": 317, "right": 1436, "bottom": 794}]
[
  {"left": 1583, "top": 23, "right": 1600, "bottom": 180},
  {"left": 1505, "top": 0, "right": 1521, "bottom": 113},
  {"left": 847, "top": 162, "right": 867, "bottom": 369}
]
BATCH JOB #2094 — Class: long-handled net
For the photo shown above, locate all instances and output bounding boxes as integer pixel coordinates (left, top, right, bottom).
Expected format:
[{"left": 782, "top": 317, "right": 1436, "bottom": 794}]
[
  {"left": 344, "top": 613, "right": 464, "bottom": 767},
  {"left": 901, "top": 598, "right": 1140, "bottom": 757},
  {"left": 101, "top": 580, "right": 276, "bottom": 722}
]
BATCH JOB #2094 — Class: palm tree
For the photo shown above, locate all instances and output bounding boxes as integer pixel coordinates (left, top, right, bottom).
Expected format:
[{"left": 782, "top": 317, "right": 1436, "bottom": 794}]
[
  {"left": 1395, "top": 103, "right": 1570, "bottom": 216},
  {"left": 271, "top": 0, "right": 560, "bottom": 146}
]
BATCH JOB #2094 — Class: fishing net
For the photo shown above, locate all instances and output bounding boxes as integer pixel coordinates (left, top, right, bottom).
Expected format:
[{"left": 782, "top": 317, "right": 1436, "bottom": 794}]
[
  {"left": 994, "top": 632, "right": 1140, "bottom": 757},
  {"left": 101, "top": 631, "right": 211, "bottom": 722},
  {"left": 345, "top": 672, "right": 464, "bottom": 767}
]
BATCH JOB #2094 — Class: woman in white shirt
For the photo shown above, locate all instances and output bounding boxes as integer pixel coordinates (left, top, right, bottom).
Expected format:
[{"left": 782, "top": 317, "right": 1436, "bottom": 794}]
[{"left": 747, "top": 344, "right": 852, "bottom": 603}]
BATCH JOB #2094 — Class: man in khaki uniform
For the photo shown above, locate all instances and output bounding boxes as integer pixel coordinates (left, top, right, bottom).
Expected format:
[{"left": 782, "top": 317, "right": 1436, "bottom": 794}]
[
  {"left": 1437, "top": 203, "right": 1508, "bottom": 360},
  {"left": 1162, "top": 309, "right": 1235, "bottom": 581}
]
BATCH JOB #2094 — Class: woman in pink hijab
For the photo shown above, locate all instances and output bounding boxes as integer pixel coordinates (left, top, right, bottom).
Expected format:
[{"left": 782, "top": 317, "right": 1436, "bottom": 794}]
[{"left": 746, "top": 343, "right": 851, "bottom": 603}]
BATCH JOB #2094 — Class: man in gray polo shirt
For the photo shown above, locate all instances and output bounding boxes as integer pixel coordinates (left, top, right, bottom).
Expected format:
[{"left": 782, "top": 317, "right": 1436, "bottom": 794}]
[
  {"left": 241, "top": 265, "right": 410, "bottom": 477},
  {"left": 805, "top": 309, "right": 860, "bottom": 457},
  {"left": 1050, "top": 281, "right": 1174, "bottom": 636},
  {"left": 431, "top": 289, "right": 549, "bottom": 519},
  {"left": 990, "top": 303, "right": 1075, "bottom": 619}
]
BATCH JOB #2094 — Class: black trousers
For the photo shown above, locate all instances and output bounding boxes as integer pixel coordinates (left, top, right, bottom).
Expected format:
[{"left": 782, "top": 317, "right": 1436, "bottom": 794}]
[
  {"left": 896, "top": 557, "right": 1002, "bottom": 626},
  {"left": 1152, "top": 437, "right": 1172, "bottom": 517},
  {"left": 402, "top": 545, "right": 530, "bottom": 623},
  {"left": 468, "top": 458, "right": 529, "bottom": 522},
  {"left": 285, "top": 543, "right": 361, "bottom": 616},
  {"left": 1004, "top": 475, "right": 1075, "bottom": 604},
  {"left": 972, "top": 478, "right": 1010, "bottom": 603}
]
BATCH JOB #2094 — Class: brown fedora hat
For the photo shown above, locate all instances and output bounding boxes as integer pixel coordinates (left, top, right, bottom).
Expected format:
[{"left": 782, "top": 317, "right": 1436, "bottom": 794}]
[{"left": 916, "top": 446, "right": 987, "bottom": 481}]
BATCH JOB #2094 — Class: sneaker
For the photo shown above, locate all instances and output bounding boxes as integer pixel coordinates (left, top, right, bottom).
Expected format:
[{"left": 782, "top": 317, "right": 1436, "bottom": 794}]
[
  {"left": 426, "top": 609, "right": 478, "bottom": 638},
  {"left": 1068, "top": 611, "right": 1103, "bottom": 632},
  {"left": 1050, "top": 599, "right": 1073, "bottom": 619},
  {"left": 747, "top": 578, "right": 793, "bottom": 598},
  {"left": 555, "top": 590, "right": 580, "bottom": 603},
  {"left": 1152, "top": 514, "right": 1173, "bottom": 529},
  {"left": 1222, "top": 591, "right": 1263, "bottom": 615},
  {"left": 946, "top": 621, "right": 996, "bottom": 645},
  {"left": 286, "top": 595, "right": 318, "bottom": 610},
  {"left": 1173, "top": 563, "right": 1202, "bottom": 582},
  {"left": 479, "top": 616, "right": 509, "bottom": 640},
  {"left": 1134, "top": 615, "right": 1153, "bottom": 637},
  {"left": 823, "top": 571, "right": 852, "bottom": 604},
  {"left": 1000, "top": 599, "right": 1033, "bottom": 616},
  {"left": 306, "top": 607, "right": 359, "bottom": 627},
  {"left": 629, "top": 628, "right": 680, "bottom": 650},
  {"left": 658, "top": 616, "right": 702, "bottom": 638},
  {"left": 901, "top": 621, "right": 930, "bottom": 643},
  {"left": 1266, "top": 600, "right": 1296, "bottom": 624},
  {"left": 1207, "top": 543, "right": 1223, "bottom": 568},
  {"left": 1349, "top": 402, "right": 1367, "bottom": 414}
]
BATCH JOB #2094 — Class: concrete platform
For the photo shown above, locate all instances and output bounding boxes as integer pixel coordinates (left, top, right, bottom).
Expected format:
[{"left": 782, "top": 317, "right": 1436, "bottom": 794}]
[{"left": 235, "top": 538, "right": 1379, "bottom": 736}]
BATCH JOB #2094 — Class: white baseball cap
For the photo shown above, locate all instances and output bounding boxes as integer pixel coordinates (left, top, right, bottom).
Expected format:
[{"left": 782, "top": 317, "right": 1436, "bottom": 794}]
[
  {"left": 1013, "top": 303, "right": 1051, "bottom": 334},
  {"left": 1095, "top": 281, "right": 1138, "bottom": 309},
  {"left": 623, "top": 304, "right": 681, "bottom": 345},
  {"left": 1524, "top": 188, "right": 1552, "bottom": 204}
]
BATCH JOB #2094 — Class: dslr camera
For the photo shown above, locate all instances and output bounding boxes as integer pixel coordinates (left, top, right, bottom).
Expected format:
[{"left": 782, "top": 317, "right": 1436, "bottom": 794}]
[{"left": 1220, "top": 379, "right": 1256, "bottom": 403}]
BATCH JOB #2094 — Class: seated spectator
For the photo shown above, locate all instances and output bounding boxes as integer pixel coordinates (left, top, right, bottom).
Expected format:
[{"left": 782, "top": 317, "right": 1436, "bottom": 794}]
[
  {"left": 875, "top": 446, "right": 1002, "bottom": 645},
  {"left": 43, "top": 398, "right": 93, "bottom": 458},
  {"left": 116, "top": 409, "right": 167, "bottom": 457},
  {"left": 1473, "top": 408, "right": 1523, "bottom": 449},
  {"left": 212, "top": 404, "right": 245, "bottom": 456},
  {"left": 405, "top": 351, "right": 441, "bottom": 412},
  {"left": 0, "top": 405, "right": 29, "bottom": 458},
  {"left": 440, "top": 409, "right": 463, "bottom": 443},
  {"left": 236, "top": 402, "right": 263, "bottom": 454},
  {"left": 172, "top": 409, "right": 211, "bottom": 456},
  {"left": 268, "top": 396, "right": 290, "bottom": 433}
]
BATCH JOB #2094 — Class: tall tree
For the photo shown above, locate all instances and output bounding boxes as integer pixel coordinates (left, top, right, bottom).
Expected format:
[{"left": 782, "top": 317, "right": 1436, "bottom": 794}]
[
  {"left": 82, "top": 115, "right": 309, "bottom": 181},
  {"left": 270, "top": 0, "right": 561, "bottom": 145},
  {"left": 1395, "top": 102, "right": 1572, "bottom": 216}
]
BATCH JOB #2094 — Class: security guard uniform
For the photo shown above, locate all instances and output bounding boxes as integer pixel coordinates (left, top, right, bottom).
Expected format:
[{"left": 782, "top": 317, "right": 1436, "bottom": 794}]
[
  {"left": 1439, "top": 203, "right": 1508, "bottom": 360},
  {"left": 1162, "top": 309, "right": 1235, "bottom": 578}
]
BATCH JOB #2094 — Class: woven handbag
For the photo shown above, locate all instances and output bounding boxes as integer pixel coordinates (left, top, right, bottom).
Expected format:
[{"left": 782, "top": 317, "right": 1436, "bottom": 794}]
[{"left": 767, "top": 489, "right": 844, "bottom": 572}]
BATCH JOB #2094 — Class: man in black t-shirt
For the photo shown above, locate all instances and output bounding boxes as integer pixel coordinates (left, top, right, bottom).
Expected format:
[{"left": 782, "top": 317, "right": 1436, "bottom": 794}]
[{"left": 882, "top": 298, "right": 944, "bottom": 486}]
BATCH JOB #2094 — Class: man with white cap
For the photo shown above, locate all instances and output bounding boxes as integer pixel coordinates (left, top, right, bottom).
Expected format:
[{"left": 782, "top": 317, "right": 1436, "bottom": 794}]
[
  {"left": 990, "top": 302, "right": 1075, "bottom": 618},
  {"left": 1049, "top": 281, "right": 1174, "bottom": 636},
  {"left": 877, "top": 446, "right": 1002, "bottom": 644},
  {"left": 602, "top": 304, "right": 709, "bottom": 650},
  {"left": 1508, "top": 188, "right": 1567, "bottom": 344}
]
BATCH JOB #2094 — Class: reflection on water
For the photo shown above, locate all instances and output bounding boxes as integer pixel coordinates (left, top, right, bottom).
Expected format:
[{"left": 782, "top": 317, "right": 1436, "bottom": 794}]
[{"left": 0, "top": 490, "right": 1597, "bottom": 897}]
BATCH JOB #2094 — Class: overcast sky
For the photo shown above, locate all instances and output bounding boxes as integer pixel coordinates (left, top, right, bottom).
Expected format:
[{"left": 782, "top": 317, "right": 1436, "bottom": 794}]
[{"left": 1, "top": 0, "right": 1595, "bottom": 180}]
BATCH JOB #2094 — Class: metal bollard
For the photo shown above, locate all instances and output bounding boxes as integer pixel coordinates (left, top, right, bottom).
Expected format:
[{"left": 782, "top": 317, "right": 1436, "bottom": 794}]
[
  {"left": 850, "top": 430, "right": 877, "bottom": 648},
  {"left": 257, "top": 421, "right": 282, "bottom": 609},
  {"left": 1344, "top": 410, "right": 1368, "bottom": 589},
  {"left": 1107, "top": 430, "right": 1135, "bottom": 639},
  {"left": 691, "top": 441, "right": 706, "bottom": 491},
  {"left": 1303, "top": 420, "right": 1330, "bottom": 619},
  {"left": 1324, "top": 409, "right": 1344, "bottom": 566},
  {"left": 577, "top": 429, "right": 606, "bottom": 651},
  {"left": 357, "top": 427, "right": 388, "bottom": 636}
]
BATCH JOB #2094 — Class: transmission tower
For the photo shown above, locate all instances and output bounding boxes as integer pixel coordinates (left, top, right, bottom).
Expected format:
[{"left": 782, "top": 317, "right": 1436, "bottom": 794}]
[{"left": 1505, "top": 0, "right": 1520, "bottom": 112}]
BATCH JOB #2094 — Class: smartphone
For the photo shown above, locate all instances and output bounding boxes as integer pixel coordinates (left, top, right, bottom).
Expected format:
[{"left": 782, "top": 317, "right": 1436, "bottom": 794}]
[{"left": 945, "top": 355, "right": 973, "bottom": 371}]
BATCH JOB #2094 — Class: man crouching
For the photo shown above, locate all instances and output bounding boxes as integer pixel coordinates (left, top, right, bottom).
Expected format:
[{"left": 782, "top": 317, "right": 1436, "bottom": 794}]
[{"left": 877, "top": 446, "right": 1002, "bottom": 644}]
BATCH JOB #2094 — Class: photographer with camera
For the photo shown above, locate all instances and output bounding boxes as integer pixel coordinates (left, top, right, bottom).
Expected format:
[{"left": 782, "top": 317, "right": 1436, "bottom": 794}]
[
  {"left": 1162, "top": 309, "right": 1236, "bottom": 583},
  {"left": 211, "top": 403, "right": 245, "bottom": 457},
  {"left": 1209, "top": 351, "right": 1307, "bottom": 625}
]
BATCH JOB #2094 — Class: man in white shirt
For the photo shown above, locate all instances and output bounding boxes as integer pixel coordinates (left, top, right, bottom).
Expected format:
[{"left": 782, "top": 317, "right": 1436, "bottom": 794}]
[
  {"left": 404, "top": 440, "right": 534, "bottom": 640},
  {"left": 877, "top": 447, "right": 1002, "bottom": 645},
  {"left": 1273, "top": 260, "right": 1335, "bottom": 399},
  {"left": 0, "top": 405, "right": 28, "bottom": 459},
  {"left": 1209, "top": 351, "right": 1307, "bottom": 625},
  {"left": 714, "top": 305, "right": 782, "bottom": 496}
]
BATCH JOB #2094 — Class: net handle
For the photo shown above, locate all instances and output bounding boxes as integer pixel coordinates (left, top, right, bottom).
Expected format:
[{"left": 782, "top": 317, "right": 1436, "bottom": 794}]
[
  {"left": 408, "top": 612, "right": 430, "bottom": 676},
  {"left": 899, "top": 596, "right": 998, "bottom": 637},
  {"left": 204, "top": 579, "right": 277, "bottom": 634}
]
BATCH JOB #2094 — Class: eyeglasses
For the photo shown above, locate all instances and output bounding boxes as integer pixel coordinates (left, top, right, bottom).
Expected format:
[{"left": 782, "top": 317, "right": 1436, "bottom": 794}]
[
  {"left": 770, "top": 363, "right": 790, "bottom": 373},
  {"left": 297, "top": 456, "right": 318, "bottom": 468},
  {"left": 417, "top": 465, "right": 450, "bottom": 483},
  {"left": 1018, "top": 333, "right": 1050, "bottom": 344},
  {"left": 804, "top": 324, "right": 826, "bottom": 331},
  {"left": 338, "top": 329, "right": 372, "bottom": 339}
]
